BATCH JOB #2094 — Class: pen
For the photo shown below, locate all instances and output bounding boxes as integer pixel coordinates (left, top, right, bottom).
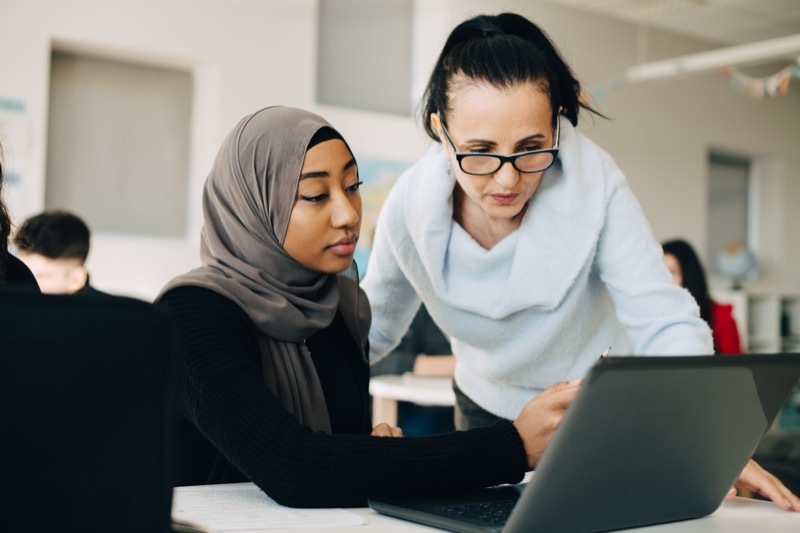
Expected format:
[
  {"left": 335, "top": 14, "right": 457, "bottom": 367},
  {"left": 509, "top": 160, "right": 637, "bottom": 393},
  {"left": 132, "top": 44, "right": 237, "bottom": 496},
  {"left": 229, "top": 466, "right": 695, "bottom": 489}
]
[{"left": 600, "top": 346, "right": 611, "bottom": 358}]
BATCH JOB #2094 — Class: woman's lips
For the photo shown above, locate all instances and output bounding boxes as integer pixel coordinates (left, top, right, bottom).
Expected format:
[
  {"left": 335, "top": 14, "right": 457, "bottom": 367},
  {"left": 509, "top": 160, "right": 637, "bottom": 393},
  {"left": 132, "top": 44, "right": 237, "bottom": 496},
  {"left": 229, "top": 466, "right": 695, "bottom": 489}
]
[
  {"left": 491, "top": 193, "right": 518, "bottom": 205},
  {"left": 328, "top": 238, "right": 357, "bottom": 256}
]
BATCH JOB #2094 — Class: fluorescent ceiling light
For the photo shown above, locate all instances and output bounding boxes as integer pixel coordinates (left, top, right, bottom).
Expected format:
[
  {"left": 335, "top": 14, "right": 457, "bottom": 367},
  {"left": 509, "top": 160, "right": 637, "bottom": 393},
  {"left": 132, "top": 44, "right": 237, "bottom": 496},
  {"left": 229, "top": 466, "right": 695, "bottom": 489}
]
[{"left": 625, "top": 33, "right": 800, "bottom": 83}]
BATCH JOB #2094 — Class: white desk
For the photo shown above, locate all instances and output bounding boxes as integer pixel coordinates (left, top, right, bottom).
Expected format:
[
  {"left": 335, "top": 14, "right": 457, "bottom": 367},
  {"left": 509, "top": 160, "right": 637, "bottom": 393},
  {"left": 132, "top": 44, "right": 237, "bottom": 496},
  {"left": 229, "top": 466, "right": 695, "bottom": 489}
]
[
  {"left": 246, "top": 498, "right": 798, "bottom": 532},
  {"left": 173, "top": 482, "right": 799, "bottom": 532},
  {"left": 369, "top": 374, "right": 455, "bottom": 426}
]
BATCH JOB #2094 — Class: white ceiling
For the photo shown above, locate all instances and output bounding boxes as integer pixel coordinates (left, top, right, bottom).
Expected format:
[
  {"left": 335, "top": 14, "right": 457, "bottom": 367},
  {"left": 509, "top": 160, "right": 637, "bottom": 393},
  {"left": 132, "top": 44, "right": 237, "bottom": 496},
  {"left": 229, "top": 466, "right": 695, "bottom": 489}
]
[{"left": 549, "top": 0, "right": 800, "bottom": 46}]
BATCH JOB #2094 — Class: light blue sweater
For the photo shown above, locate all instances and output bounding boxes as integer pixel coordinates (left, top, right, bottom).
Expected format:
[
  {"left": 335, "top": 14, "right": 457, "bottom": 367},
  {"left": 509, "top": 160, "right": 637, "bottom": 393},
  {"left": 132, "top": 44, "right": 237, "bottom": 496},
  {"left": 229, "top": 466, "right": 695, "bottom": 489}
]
[{"left": 362, "top": 117, "right": 713, "bottom": 420}]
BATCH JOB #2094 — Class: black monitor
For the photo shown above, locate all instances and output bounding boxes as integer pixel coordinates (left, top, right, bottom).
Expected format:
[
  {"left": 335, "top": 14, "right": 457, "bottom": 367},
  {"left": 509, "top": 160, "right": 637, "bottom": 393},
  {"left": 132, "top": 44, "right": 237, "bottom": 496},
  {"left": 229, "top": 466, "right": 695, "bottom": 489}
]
[{"left": 0, "top": 291, "right": 177, "bottom": 533}]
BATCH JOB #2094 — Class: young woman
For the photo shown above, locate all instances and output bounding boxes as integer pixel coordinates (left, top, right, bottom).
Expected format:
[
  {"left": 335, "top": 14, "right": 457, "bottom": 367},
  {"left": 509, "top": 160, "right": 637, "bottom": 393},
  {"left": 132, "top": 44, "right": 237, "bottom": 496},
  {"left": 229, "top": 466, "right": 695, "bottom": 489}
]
[
  {"left": 360, "top": 12, "right": 799, "bottom": 510},
  {"left": 662, "top": 239, "right": 744, "bottom": 354},
  {"left": 155, "top": 106, "right": 580, "bottom": 508}
]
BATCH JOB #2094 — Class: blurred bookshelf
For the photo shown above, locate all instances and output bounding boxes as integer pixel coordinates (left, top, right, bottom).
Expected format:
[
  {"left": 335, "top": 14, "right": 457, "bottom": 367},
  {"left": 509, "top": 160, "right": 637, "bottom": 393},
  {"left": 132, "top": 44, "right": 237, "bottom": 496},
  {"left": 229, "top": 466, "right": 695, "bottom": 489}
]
[{"left": 713, "top": 289, "right": 800, "bottom": 354}]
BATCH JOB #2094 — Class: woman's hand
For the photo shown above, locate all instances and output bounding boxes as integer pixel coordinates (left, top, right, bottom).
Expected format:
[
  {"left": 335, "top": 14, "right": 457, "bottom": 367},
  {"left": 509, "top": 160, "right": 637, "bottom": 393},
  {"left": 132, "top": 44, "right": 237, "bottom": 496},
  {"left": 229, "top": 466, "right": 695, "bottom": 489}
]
[
  {"left": 371, "top": 422, "right": 404, "bottom": 438},
  {"left": 513, "top": 379, "right": 582, "bottom": 468},
  {"left": 412, "top": 354, "right": 456, "bottom": 377},
  {"left": 727, "top": 459, "right": 800, "bottom": 511}
]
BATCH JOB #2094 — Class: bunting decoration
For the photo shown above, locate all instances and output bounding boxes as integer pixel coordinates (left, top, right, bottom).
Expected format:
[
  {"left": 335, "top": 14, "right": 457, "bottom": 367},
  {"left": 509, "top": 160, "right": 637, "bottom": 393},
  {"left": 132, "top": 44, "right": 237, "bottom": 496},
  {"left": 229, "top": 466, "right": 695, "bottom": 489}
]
[
  {"left": 583, "top": 34, "right": 800, "bottom": 103},
  {"left": 586, "top": 77, "right": 625, "bottom": 104},
  {"left": 586, "top": 56, "right": 800, "bottom": 103},
  {"left": 720, "top": 57, "right": 800, "bottom": 100}
]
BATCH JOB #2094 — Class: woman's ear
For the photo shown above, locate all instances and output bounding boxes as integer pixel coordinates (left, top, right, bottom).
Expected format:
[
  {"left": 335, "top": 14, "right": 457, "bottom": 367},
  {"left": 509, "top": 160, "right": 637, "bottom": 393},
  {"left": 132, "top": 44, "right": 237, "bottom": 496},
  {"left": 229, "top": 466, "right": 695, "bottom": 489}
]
[
  {"left": 67, "top": 264, "right": 88, "bottom": 294},
  {"left": 430, "top": 113, "right": 442, "bottom": 140}
]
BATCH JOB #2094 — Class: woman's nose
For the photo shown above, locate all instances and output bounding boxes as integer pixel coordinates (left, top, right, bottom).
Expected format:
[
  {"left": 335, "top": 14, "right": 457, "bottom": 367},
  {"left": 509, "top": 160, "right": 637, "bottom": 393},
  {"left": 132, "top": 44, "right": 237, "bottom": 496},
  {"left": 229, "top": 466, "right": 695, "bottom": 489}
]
[
  {"left": 331, "top": 194, "right": 360, "bottom": 228},
  {"left": 493, "top": 161, "right": 520, "bottom": 189}
]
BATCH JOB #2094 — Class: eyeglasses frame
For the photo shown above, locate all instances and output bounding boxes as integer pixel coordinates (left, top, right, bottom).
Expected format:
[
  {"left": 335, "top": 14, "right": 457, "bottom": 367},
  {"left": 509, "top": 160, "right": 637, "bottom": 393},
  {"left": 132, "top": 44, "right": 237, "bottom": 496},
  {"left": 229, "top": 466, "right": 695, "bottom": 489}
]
[{"left": 439, "top": 117, "right": 560, "bottom": 176}]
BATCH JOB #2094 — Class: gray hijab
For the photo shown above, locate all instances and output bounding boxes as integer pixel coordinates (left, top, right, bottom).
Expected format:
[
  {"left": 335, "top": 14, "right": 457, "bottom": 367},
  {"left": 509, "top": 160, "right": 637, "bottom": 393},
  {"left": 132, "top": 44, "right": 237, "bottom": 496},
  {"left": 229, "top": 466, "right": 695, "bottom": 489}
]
[{"left": 158, "top": 106, "right": 370, "bottom": 433}]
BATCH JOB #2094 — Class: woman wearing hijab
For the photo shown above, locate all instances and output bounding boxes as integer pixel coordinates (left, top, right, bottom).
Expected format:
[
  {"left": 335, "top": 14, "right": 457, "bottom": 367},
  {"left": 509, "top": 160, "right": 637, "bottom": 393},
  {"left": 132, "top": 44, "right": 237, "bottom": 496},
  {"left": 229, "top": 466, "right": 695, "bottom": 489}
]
[{"left": 156, "top": 106, "right": 580, "bottom": 508}]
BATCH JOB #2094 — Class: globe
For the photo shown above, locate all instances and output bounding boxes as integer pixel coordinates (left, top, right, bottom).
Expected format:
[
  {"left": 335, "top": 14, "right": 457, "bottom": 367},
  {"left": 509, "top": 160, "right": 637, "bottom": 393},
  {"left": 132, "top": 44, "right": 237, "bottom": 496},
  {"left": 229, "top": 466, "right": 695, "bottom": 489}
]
[{"left": 717, "top": 244, "right": 756, "bottom": 290}]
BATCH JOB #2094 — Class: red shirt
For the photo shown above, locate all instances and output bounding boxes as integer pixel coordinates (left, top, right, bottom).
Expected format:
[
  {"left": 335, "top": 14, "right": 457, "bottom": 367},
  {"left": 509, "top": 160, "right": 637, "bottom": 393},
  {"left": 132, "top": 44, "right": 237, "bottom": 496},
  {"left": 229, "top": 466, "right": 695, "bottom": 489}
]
[{"left": 713, "top": 301, "right": 743, "bottom": 354}]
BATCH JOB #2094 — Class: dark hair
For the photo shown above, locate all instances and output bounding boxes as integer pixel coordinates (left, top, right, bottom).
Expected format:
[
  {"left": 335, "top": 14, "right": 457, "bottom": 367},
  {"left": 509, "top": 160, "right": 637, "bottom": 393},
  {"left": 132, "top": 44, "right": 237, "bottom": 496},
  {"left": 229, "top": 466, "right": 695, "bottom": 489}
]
[
  {"left": 14, "top": 210, "right": 91, "bottom": 262},
  {"left": 307, "top": 126, "right": 343, "bottom": 150},
  {"left": 0, "top": 149, "right": 9, "bottom": 282},
  {"left": 421, "top": 12, "right": 604, "bottom": 141},
  {"left": 662, "top": 239, "right": 715, "bottom": 340}
]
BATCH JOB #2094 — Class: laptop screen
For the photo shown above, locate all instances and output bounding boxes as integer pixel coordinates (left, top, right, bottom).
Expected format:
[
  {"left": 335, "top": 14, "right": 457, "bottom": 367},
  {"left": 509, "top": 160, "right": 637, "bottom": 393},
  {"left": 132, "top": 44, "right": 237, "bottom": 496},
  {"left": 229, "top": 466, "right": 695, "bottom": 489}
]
[{"left": 369, "top": 354, "right": 800, "bottom": 533}]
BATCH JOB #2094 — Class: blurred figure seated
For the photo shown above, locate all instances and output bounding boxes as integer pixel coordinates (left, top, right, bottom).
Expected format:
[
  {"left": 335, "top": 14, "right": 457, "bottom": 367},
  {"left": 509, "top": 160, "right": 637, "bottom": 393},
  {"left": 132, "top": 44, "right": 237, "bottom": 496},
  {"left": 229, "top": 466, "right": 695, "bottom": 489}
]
[
  {"left": 14, "top": 210, "right": 105, "bottom": 296},
  {"left": 662, "top": 239, "right": 743, "bottom": 354}
]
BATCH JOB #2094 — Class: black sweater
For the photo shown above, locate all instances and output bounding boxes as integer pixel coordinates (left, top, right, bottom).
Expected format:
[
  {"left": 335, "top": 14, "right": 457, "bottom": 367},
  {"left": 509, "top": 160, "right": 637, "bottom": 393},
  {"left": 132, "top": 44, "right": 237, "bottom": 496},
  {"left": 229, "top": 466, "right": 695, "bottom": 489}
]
[
  {"left": 158, "top": 286, "right": 527, "bottom": 508},
  {"left": 1, "top": 254, "right": 39, "bottom": 290}
]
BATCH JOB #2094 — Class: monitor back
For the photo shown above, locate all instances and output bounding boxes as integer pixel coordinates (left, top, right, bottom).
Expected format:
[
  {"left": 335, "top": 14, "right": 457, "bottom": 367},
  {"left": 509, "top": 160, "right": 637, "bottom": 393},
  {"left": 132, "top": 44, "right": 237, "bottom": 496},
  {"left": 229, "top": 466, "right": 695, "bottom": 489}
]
[{"left": 0, "top": 291, "right": 177, "bottom": 533}]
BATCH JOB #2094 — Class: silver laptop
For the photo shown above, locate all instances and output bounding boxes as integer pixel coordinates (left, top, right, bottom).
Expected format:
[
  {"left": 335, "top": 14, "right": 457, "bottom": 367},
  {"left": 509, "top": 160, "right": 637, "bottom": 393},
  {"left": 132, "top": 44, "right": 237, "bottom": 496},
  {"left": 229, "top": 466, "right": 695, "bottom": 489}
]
[{"left": 368, "top": 354, "right": 800, "bottom": 533}]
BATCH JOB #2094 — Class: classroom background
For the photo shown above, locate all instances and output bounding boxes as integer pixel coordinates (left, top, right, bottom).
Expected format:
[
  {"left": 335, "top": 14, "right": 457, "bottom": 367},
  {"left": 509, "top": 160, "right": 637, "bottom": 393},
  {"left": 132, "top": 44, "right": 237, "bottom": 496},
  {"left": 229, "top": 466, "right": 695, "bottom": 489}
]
[{"left": 1, "top": 0, "right": 799, "bottom": 353}]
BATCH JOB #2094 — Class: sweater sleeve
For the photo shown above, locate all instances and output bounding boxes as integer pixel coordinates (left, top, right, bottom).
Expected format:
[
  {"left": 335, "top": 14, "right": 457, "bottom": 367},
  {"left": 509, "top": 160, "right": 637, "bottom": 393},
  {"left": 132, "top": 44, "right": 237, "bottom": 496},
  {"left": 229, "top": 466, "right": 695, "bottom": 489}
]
[
  {"left": 158, "top": 286, "right": 526, "bottom": 508},
  {"left": 362, "top": 194, "right": 423, "bottom": 365},
  {"left": 593, "top": 157, "right": 714, "bottom": 355},
  {"left": 2, "top": 254, "right": 40, "bottom": 291}
]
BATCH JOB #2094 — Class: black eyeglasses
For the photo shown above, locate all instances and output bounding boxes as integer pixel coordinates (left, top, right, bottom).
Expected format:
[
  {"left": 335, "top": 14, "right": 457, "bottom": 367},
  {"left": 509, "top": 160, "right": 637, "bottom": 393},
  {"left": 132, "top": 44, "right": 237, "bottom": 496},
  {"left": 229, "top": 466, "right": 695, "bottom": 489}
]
[{"left": 440, "top": 119, "right": 560, "bottom": 176}]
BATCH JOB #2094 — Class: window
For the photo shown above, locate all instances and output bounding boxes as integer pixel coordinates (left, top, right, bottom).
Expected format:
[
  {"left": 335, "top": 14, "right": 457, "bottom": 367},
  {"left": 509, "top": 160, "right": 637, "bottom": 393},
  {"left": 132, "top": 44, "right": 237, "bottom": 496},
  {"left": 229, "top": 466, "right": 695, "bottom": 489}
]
[
  {"left": 316, "top": 0, "right": 413, "bottom": 115},
  {"left": 707, "top": 152, "right": 751, "bottom": 276},
  {"left": 46, "top": 50, "right": 192, "bottom": 237}
]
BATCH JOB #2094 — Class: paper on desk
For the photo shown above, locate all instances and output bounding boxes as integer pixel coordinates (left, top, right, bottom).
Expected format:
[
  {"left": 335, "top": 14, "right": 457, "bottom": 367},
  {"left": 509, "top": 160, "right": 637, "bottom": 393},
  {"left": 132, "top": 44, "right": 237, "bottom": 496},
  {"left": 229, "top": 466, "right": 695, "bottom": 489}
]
[{"left": 172, "top": 483, "right": 365, "bottom": 532}]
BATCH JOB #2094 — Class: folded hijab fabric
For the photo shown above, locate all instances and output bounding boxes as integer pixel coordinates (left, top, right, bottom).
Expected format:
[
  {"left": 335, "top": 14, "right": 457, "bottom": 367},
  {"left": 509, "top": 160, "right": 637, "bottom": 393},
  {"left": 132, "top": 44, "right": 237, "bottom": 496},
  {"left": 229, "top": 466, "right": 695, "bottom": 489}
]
[{"left": 158, "top": 106, "right": 369, "bottom": 433}]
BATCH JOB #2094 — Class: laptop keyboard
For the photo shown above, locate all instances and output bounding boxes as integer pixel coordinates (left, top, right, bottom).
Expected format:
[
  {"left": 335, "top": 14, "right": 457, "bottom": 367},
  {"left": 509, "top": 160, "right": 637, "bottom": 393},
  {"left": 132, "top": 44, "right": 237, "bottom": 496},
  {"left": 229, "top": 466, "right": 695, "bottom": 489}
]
[{"left": 439, "top": 500, "right": 516, "bottom": 526}]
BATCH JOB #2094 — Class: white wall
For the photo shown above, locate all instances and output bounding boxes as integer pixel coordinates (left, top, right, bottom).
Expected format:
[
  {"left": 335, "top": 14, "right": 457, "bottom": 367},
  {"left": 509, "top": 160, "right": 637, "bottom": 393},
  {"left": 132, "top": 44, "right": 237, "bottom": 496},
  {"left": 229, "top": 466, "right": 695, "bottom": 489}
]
[
  {"left": 1, "top": 0, "right": 799, "bottom": 300},
  {"left": 0, "top": 0, "right": 427, "bottom": 300}
]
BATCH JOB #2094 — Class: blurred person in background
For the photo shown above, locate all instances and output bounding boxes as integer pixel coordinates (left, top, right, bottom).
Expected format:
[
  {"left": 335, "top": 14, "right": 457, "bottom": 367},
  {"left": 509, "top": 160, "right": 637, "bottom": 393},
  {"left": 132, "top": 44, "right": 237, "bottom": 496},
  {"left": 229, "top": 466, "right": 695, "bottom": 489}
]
[
  {"left": 662, "top": 239, "right": 743, "bottom": 355},
  {"left": 14, "top": 210, "right": 104, "bottom": 296}
]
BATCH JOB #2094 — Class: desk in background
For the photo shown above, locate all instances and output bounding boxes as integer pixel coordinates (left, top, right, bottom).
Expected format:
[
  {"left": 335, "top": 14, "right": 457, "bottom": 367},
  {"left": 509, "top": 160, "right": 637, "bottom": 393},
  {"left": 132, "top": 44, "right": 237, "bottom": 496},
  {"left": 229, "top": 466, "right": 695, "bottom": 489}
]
[{"left": 369, "top": 374, "right": 455, "bottom": 426}]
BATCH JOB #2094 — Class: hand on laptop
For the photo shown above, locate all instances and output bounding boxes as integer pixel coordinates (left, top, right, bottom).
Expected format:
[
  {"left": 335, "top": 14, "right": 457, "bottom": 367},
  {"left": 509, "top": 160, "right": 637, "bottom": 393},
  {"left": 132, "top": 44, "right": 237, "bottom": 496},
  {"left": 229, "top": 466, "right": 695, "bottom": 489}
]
[
  {"left": 729, "top": 458, "right": 800, "bottom": 511},
  {"left": 513, "top": 379, "right": 582, "bottom": 468}
]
